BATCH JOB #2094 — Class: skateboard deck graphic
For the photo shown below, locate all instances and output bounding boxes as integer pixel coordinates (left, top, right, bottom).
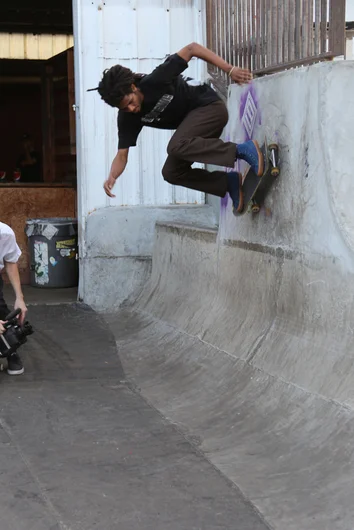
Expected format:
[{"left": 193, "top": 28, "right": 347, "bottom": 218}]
[{"left": 233, "top": 138, "right": 280, "bottom": 216}]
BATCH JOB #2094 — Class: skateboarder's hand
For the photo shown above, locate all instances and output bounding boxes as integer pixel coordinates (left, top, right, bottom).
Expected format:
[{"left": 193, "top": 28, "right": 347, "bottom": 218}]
[
  {"left": 0, "top": 321, "right": 6, "bottom": 335},
  {"left": 229, "top": 66, "right": 253, "bottom": 85},
  {"left": 104, "top": 175, "right": 117, "bottom": 198}
]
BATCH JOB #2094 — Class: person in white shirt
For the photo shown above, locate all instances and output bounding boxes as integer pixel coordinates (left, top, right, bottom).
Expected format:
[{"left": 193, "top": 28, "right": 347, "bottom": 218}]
[{"left": 0, "top": 222, "right": 28, "bottom": 375}]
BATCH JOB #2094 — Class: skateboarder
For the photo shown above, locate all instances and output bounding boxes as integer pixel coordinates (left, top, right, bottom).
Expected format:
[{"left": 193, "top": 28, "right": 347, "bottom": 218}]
[{"left": 93, "top": 42, "right": 264, "bottom": 213}]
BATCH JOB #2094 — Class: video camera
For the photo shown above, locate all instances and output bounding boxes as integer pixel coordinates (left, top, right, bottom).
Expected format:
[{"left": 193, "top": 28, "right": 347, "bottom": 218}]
[{"left": 0, "top": 308, "right": 34, "bottom": 358}]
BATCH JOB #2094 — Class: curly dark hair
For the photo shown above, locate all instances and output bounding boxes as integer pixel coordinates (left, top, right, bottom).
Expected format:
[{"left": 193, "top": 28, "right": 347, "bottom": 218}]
[{"left": 95, "top": 65, "right": 144, "bottom": 108}]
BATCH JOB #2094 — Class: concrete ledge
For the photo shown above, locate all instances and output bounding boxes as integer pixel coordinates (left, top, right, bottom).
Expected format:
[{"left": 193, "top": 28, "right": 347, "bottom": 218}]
[
  {"left": 156, "top": 221, "right": 218, "bottom": 243},
  {"left": 81, "top": 205, "right": 217, "bottom": 310},
  {"left": 85, "top": 205, "right": 218, "bottom": 258},
  {"left": 82, "top": 256, "right": 151, "bottom": 311}
]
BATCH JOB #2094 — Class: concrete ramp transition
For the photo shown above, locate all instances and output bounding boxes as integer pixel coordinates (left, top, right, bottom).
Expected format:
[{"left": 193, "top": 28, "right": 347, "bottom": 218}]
[{"left": 107, "top": 61, "right": 354, "bottom": 530}]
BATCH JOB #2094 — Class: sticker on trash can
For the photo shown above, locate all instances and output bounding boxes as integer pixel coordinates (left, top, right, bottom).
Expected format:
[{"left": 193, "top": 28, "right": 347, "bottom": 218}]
[
  {"left": 49, "top": 257, "right": 58, "bottom": 267},
  {"left": 26, "top": 224, "right": 34, "bottom": 237},
  {"left": 59, "top": 248, "right": 76, "bottom": 259},
  {"left": 42, "top": 224, "right": 59, "bottom": 240},
  {"left": 25, "top": 221, "right": 59, "bottom": 240},
  {"left": 56, "top": 239, "right": 76, "bottom": 249},
  {"left": 34, "top": 241, "right": 49, "bottom": 285}
]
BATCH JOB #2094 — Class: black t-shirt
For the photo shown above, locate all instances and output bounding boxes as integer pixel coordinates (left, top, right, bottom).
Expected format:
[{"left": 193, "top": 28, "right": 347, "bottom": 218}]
[{"left": 117, "top": 54, "right": 220, "bottom": 149}]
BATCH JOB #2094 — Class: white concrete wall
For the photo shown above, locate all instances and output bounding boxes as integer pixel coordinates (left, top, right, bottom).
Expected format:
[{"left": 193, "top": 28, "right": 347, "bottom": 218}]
[
  {"left": 346, "top": 36, "right": 354, "bottom": 59},
  {"left": 347, "top": 0, "right": 354, "bottom": 20},
  {"left": 220, "top": 61, "right": 354, "bottom": 264}
]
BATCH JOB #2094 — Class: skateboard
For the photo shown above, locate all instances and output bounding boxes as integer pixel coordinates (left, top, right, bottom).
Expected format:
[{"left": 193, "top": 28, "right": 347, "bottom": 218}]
[{"left": 233, "top": 138, "right": 280, "bottom": 216}]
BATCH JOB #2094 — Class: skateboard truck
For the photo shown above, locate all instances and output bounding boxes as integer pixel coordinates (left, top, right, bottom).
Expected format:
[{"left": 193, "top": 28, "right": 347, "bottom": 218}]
[{"left": 268, "top": 144, "right": 280, "bottom": 178}]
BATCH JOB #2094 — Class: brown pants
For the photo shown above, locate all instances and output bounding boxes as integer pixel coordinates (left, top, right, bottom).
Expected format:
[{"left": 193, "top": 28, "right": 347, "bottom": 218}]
[{"left": 162, "top": 100, "right": 236, "bottom": 197}]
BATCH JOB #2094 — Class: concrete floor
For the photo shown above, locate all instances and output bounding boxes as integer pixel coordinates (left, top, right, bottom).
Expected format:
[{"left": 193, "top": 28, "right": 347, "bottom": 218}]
[
  {"left": 0, "top": 304, "right": 269, "bottom": 530},
  {"left": 2, "top": 285, "right": 78, "bottom": 306}
]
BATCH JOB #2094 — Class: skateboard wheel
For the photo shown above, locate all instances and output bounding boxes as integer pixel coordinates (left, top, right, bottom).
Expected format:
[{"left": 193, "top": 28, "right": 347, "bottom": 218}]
[
  {"left": 269, "top": 143, "right": 278, "bottom": 151},
  {"left": 251, "top": 204, "right": 260, "bottom": 214},
  {"left": 271, "top": 167, "right": 280, "bottom": 177}
]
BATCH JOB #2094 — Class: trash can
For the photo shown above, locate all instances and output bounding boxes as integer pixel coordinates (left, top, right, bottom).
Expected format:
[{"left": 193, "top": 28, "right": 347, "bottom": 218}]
[{"left": 25, "top": 218, "right": 78, "bottom": 288}]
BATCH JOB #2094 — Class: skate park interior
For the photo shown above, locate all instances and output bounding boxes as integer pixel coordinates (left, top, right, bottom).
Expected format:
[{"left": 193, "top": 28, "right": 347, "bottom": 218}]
[{"left": 1, "top": 1, "right": 354, "bottom": 528}]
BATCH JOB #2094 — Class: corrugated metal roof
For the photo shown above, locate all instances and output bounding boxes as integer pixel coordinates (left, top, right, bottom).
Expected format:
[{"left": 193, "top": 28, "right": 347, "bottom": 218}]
[{"left": 0, "top": 33, "right": 74, "bottom": 60}]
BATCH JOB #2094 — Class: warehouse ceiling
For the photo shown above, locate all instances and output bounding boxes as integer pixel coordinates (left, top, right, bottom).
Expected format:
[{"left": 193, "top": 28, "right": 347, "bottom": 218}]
[{"left": 0, "top": 0, "right": 73, "bottom": 34}]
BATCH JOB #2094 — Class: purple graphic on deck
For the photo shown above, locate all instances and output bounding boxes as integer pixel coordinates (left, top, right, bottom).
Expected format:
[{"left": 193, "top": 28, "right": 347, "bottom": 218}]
[
  {"left": 239, "top": 85, "right": 261, "bottom": 141},
  {"left": 221, "top": 193, "right": 229, "bottom": 209},
  {"left": 221, "top": 84, "right": 262, "bottom": 215}
]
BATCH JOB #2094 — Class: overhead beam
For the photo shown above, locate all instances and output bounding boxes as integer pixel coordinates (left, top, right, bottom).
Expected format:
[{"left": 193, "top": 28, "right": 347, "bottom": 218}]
[{"left": 0, "top": 4, "right": 73, "bottom": 34}]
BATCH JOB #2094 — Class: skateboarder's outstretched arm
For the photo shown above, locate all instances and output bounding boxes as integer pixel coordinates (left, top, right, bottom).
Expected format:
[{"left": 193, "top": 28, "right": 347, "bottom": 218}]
[
  {"left": 177, "top": 43, "right": 252, "bottom": 86},
  {"left": 104, "top": 148, "right": 129, "bottom": 198}
]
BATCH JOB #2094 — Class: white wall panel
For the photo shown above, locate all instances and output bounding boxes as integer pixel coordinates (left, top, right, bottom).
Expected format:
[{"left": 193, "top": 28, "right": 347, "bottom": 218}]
[
  {"left": 73, "top": 0, "right": 205, "bottom": 227},
  {"left": 136, "top": 8, "right": 170, "bottom": 57}
]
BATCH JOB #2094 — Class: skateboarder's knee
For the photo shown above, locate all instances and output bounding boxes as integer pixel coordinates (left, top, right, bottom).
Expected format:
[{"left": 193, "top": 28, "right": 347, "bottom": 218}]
[
  {"left": 162, "top": 164, "right": 175, "bottom": 184},
  {"left": 167, "top": 137, "right": 187, "bottom": 157},
  {"left": 162, "top": 163, "right": 186, "bottom": 184}
]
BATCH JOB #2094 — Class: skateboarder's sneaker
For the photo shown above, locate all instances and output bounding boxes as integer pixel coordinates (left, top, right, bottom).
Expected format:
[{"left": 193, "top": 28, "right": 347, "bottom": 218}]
[
  {"left": 236, "top": 140, "right": 264, "bottom": 177},
  {"left": 227, "top": 171, "right": 244, "bottom": 214},
  {"left": 7, "top": 353, "right": 24, "bottom": 375}
]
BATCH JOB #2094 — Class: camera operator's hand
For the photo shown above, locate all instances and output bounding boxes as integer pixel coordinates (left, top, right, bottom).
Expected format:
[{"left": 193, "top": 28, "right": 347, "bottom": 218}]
[
  {"left": 14, "top": 298, "right": 27, "bottom": 325},
  {"left": 0, "top": 321, "right": 6, "bottom": 335}
]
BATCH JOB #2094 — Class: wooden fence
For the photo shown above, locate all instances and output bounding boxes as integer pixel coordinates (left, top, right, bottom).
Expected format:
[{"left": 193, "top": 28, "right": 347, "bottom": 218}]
[{"left": 206, "top": 0, "right": 346, "bottom": 91}]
